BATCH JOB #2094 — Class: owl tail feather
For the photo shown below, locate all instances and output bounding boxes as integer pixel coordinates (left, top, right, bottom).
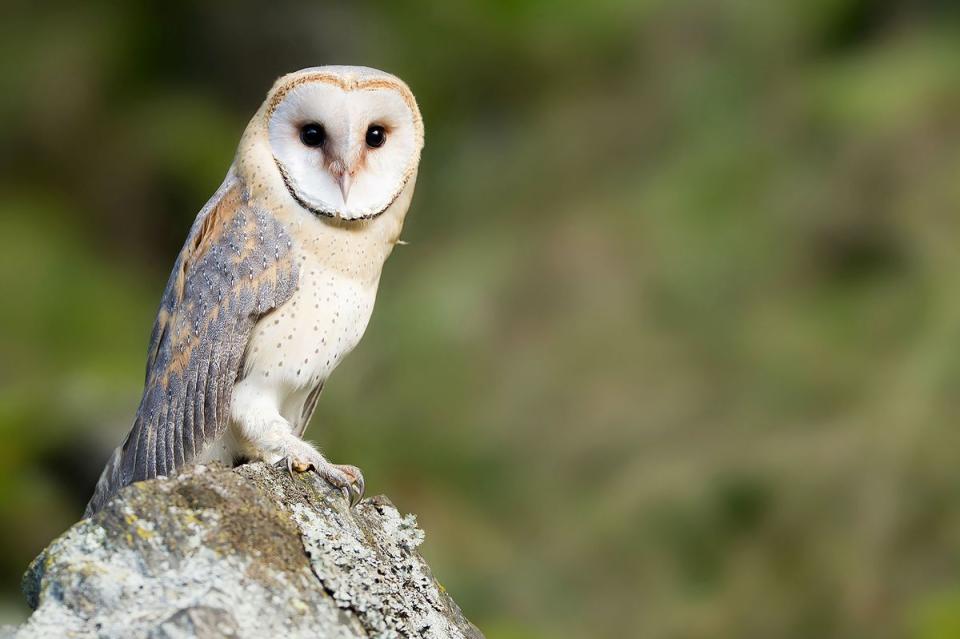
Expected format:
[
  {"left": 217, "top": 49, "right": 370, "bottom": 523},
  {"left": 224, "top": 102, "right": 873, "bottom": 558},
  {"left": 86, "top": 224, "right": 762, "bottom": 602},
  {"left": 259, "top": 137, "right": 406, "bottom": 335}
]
[{"left": 84, "top": 446, "right": 124, "bottom": 518}]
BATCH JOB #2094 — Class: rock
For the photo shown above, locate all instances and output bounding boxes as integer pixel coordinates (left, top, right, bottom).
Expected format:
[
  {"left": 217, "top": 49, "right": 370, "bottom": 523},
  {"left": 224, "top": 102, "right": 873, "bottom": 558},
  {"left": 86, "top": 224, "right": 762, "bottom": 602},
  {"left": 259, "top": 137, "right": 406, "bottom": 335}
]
[{"left": 15, "top": 463, "right": 483, "bottom": 639}]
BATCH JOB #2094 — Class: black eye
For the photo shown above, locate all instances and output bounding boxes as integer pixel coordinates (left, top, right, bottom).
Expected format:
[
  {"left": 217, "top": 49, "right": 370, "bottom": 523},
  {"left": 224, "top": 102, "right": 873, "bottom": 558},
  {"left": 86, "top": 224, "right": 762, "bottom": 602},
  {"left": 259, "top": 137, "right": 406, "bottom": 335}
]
[
  {"left": 365, "top": 125, "right": 386, "bottom": 148},
  {"left": 300, "top": 123, "right": 325, "bottom": 147}
]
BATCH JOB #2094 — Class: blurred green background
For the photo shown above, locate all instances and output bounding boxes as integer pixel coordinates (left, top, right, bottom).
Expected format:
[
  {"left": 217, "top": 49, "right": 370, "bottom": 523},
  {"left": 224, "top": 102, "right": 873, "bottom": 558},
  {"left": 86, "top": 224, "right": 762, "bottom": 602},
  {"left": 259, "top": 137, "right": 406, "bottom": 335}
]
[{"left": 2, "top": 0, "right": 960, "bottom": 637}]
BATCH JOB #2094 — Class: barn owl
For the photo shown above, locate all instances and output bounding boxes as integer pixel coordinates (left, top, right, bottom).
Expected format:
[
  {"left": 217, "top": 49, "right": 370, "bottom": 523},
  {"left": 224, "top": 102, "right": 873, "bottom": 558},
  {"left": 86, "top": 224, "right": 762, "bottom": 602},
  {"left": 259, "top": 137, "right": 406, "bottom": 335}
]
[{"left": 85, "top": 66, "right": 424, "bottom": 517}]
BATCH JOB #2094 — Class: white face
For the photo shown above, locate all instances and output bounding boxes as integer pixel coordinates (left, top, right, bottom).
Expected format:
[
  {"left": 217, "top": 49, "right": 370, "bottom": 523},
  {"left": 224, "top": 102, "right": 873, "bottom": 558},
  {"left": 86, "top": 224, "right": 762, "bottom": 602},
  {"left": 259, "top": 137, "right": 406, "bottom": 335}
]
[{"left": 267, "top": 78, "right": 422, "bottom": 221}]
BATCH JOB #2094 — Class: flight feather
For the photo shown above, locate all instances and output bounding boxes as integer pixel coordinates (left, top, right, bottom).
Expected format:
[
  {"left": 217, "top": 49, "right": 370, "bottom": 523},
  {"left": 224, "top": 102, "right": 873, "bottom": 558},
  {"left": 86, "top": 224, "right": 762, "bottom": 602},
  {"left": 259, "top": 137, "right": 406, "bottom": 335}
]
[{"left": 85, "top": 171, "right": 300, "bottom": 516}]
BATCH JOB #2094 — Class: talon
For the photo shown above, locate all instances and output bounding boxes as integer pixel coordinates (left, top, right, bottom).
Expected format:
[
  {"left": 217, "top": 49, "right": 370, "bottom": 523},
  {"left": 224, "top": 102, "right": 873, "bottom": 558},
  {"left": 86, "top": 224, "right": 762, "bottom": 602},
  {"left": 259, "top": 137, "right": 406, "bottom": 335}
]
[
  {"left": 353, "top": 475, "right": 365, "bottom": 507},
  {"left": 323, "top": 465, "right": 365, "bottom": 508},
  {"left": 331, "top": 465, "right": 365, "bottom": 508},
  {"left": 346, "top": 484, "right": 359, "bottom": 508}
]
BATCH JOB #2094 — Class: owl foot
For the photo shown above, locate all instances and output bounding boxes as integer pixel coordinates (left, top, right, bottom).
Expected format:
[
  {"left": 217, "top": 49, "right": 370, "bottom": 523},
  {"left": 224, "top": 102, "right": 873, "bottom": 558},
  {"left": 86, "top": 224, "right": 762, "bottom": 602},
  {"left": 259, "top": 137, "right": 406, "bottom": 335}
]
[
  {"left": 282, "top": 456, "right": 365, "bottom": 507},
  {"left": 330, "top": 464, "right": 365, "bottom": 508}
]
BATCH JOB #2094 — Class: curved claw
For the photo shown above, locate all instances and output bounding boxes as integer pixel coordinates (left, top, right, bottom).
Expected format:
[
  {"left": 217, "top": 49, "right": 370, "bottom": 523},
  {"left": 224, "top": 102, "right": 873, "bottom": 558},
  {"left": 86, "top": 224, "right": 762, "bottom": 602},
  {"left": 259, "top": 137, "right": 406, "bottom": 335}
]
[
  {"left": 280, "top": 459, "right": 365, "bottom": 508},
  {"left": 352, "top": 474, "right": 365, "bottom": 507},
  {"left": 346, "top": 483, "right": 360, "bottom": 508},
  {"left": 336, "top": 466, "right": 365, "bottom": 508},
  {"left": 330, "top": 466, "right": 365, "bottom": 508}
]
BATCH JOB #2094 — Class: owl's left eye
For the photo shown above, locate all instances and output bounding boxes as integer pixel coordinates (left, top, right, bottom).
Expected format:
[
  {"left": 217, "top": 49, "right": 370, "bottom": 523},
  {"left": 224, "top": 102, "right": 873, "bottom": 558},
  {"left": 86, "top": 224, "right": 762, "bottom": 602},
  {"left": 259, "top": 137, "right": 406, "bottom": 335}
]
[
  {"left": 300, "top": 123, "right": 325, "bottom": 147},
  {"left": 365, "top": 125, "right": 386, "bottom": 148}
]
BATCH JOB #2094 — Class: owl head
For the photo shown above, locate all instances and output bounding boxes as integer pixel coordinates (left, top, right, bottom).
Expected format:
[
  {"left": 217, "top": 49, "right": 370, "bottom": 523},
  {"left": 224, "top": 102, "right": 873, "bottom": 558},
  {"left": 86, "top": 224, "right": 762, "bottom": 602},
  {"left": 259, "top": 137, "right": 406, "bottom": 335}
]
[{"left": 251, "top": 66, "right": 424, "bottom": 221}]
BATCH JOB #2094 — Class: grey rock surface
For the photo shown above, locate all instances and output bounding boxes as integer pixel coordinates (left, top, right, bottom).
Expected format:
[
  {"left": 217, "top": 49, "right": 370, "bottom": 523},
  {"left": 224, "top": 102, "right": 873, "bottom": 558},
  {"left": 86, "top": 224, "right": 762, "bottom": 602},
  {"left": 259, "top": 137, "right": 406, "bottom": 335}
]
[{"left": 16, "top": 463, "right": 483, "bottom": 639}]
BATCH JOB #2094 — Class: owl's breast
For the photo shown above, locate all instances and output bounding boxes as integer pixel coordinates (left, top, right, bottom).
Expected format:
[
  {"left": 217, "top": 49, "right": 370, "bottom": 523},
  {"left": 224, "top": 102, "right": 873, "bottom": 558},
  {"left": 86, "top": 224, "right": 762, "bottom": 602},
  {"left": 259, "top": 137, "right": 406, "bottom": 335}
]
[{"left": 243, "top": 251, "right": 379, "bottom": 400}]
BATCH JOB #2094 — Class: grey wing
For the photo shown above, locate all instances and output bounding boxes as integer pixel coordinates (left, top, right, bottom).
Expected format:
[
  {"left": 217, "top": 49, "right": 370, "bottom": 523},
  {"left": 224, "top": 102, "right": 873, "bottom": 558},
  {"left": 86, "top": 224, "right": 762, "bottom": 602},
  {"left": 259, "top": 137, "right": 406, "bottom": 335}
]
[{"left": 84, "top": 171, "right": 300, "bottom": 517}]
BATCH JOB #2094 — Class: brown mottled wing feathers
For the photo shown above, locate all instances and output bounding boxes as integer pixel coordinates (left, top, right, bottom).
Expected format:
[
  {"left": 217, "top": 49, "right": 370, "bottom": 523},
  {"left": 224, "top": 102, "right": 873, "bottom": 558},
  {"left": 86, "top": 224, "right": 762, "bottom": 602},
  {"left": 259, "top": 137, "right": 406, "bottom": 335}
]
[{"left": 85, "top": 172, "right": 299, "bottom": 516}]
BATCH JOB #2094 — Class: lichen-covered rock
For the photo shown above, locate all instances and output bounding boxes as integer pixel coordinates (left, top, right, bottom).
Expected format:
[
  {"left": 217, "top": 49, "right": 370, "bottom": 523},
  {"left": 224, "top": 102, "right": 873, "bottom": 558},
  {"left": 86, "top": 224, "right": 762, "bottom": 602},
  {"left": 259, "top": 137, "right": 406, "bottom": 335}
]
[{"left": 16, "top": 463, "right": 483, "bottom": 639}]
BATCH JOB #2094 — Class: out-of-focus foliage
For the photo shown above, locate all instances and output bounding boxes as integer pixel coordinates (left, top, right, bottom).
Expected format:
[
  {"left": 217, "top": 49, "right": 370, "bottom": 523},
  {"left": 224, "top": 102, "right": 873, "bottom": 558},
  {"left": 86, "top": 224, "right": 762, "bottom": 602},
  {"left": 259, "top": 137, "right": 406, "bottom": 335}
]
[{"left": 2, "top": 0, "right": 960, "bottom": 637}]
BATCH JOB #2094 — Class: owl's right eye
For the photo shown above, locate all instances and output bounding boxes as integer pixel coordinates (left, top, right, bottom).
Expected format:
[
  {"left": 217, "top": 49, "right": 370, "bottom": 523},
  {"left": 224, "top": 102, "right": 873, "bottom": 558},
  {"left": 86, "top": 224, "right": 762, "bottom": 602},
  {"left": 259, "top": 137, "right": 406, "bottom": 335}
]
[{"left": 299, "top": 123, "right": 325, "bottom": 147}]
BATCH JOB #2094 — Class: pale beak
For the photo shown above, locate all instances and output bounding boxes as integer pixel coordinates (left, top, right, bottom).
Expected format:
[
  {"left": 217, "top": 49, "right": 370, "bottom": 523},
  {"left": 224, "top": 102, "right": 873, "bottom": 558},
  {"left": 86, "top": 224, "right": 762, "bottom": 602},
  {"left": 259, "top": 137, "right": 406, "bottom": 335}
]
[{"left": 338, "top": 173, "right": 353, "bottom": 204}]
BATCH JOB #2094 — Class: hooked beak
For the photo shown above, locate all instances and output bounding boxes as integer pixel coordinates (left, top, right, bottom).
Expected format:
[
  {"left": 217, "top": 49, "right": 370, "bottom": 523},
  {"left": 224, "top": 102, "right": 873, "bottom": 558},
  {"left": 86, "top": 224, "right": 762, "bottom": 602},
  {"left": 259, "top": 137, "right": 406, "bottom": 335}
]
[{"left": 338, "top": 172, "right": 353, "bottom": 204}]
